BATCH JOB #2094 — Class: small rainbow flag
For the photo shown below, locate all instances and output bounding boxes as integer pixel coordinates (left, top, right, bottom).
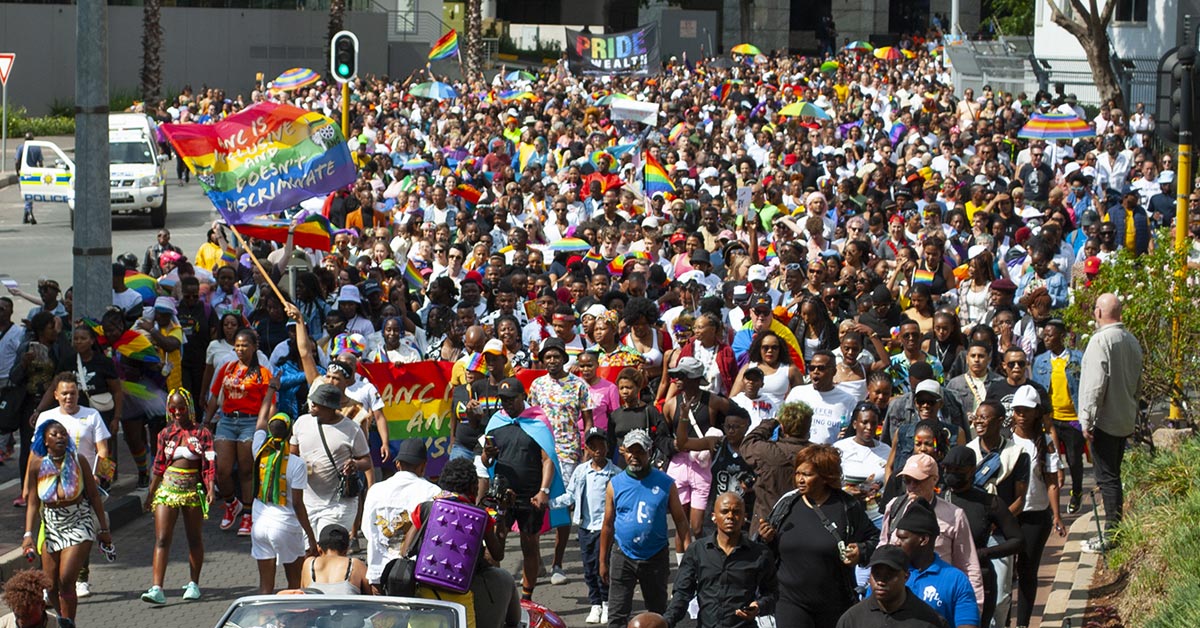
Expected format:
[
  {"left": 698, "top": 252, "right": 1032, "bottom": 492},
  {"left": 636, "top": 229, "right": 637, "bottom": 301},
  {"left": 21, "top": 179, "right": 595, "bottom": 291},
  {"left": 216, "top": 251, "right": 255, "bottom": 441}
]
[
  {"left": 465, "top": 352, "right": 488, "bottom": 374},
  {"left": 452, "top": 183, "right": 482, "bottom": 205},
  {"left": 764, "top": 242, "right": 778, "bottom": 261},
  {"left": 913, "top": 269, "right": 936, "bottom": 285},
  {"left": 643, "top": 151, "right": 676, "bottom": 197},
  {"left": 404, "top": 258, "right": 425, "bottom": 289},
  {"left": 234, "top": 212, "right": 334, "bottom": 252},
  {"left": 112, "top": 329, "right": 161, "bottom": 364},
  {"left": 124, "top": 272, "right": 160, "bottom": 307},
  {"left": 219, "top": 246, "right": 238, "bottom": 267},
  {"left": 584, "top": 250, "right": 604, "bottom": 264},
  {"left": 668, "top": 122, "right": 686, "bottom": 144},
  {"left": 429, "top": 29, "right": 459, "bottom": 61}
]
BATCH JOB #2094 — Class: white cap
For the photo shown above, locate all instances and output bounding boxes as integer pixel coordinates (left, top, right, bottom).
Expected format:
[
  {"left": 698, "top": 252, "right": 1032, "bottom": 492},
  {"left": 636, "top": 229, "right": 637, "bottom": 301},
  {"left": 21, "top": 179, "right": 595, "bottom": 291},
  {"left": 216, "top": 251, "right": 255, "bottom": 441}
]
[
  {"left": 482, "top": 338, "right": 506, "bottom": 355},
  {"left": 337, "top": 284, "right": 362, "bottom": 304},
  {"left": 914, "top": 380, "right": 943, "bottom": 399},
  {"left": 677, "top": 269, "right": 705, "bottom": 285},
  {"left": 675, "top": 160, "right": 689, "bottom": 171},
  {"left": 1011, "top": 384, "right": 1041, "bottom": 409},
  {"left": 642, "top": 215, "right": 660, "bottom": 228},
  {"left": 1159, "top": 170, "right": 1176, "bottom": 184},
  {"left": 967, "top": 244, "right": 988, "bottom": 260},
  {"left": 748, "top": 264, "right": 768, "bottom": 282},
  {"left": 582, "top": 304, "right": 609, "bottom": 319},
  {"left": 700, "top": 167, "right": 719, "bottom": 179}
]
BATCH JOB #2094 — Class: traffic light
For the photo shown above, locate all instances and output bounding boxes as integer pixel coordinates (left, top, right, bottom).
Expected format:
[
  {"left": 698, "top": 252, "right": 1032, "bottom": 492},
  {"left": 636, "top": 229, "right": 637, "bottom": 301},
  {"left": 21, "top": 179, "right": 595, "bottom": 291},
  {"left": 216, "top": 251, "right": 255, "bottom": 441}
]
[
  {"left": 1157, "top": 46, "right": 1196, "bottom": 145},
  {"left": 330, "top": 30, "right": 359, "bottom": 83}
]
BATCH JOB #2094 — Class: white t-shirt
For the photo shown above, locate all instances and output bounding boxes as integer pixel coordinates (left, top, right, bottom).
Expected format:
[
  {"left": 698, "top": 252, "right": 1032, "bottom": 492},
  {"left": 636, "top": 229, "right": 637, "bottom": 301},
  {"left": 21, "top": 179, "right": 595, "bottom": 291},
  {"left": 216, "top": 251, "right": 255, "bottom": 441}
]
[
  {"left": 289, "top": 414, "right": 370, "bottom": 509},
  {"left": 731, "top": 393, "right": 779, "bottom": 432},
  {"left": 362, "top": 471, "right": 441, "bottom": 583},
  {"left": 833, "top": 436, "right": 891, "bottom": 485},
  {"left": 112, "top": 289, "right": 143, "bottom": 316},
  {"left": 250, "top": 430, "right": 309, "bottom": 525},
  {"left": 785, "top": 384, "right": 858, "bottom": 444},
  {"left": 36, "top": 406, "right": 110, "bottom": 470},
  {"left": 1012, "top": 433, "right": 1062, "bottom": 512}
]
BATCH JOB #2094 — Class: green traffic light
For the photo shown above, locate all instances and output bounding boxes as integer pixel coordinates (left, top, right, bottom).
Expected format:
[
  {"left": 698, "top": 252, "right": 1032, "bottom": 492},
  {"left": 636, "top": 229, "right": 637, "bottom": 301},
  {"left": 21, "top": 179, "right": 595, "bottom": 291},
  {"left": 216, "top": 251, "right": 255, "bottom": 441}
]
[{"left": 337, "top": 63, "right": 350, "bottom": 77}]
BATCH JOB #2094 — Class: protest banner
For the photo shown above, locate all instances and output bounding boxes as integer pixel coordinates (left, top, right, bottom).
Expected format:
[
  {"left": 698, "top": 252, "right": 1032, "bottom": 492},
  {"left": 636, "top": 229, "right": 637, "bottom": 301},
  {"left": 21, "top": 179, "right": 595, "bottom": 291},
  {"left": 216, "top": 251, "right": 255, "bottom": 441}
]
[{"left": 566, "top": 24, "right": 661, "bottom": 76}]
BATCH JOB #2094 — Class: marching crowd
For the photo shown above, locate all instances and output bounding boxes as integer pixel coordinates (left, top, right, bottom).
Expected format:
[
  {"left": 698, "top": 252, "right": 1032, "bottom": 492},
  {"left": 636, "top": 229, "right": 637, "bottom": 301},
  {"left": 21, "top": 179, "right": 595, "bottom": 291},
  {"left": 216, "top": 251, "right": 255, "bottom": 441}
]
[{"left": 2, "top": 19, "right": 1163, "bottom": 628}]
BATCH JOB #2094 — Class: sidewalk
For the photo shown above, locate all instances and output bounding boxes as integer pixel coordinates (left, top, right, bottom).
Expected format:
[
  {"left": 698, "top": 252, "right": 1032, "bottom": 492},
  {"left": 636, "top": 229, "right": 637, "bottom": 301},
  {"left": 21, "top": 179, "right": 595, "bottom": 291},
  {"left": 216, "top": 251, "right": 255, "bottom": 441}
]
[{"left": 0, "top": 135, "right": 77, "bottom": 190}]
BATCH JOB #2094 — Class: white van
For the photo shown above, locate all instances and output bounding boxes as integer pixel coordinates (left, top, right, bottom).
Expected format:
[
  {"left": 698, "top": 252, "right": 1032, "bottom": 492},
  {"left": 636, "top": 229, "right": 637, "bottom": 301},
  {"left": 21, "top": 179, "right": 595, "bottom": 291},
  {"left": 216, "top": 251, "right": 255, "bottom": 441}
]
[{"left": 18, "top": 112, "right": 169, "bottom": 228}]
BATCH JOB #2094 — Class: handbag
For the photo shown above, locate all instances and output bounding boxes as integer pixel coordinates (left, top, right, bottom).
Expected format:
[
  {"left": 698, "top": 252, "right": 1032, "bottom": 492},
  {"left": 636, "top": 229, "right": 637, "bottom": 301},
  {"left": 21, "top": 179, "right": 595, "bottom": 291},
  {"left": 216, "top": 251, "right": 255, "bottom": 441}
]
[
  {"left": 317, "top": 421, "right": 364, "bottom": 500},
  {"left": 974, "top": 448, "right": 1003, "bottom": 489},
  {"left": 77, "top": 354, "right": 114, "bottom": 412},
  {"left": 0, "top": 384, "right": 26, "bottom": 433}
]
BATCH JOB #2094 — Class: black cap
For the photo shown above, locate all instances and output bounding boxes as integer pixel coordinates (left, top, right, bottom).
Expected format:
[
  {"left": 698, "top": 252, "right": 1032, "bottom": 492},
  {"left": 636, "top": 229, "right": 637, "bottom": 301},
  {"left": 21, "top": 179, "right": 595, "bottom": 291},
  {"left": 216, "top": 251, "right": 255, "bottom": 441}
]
[
  {"left": 689, "top": 249, "right": 711, "bottom": 265},
  {"left": 539, "top": 337, "right": 568, "bottom": 359},
  {"left": 895, "top": 498, "right": 940, "bottom": 537},
  {"left": 309, "top": 383, "right": 346, "bottom": 409},
  {"left": 584, "top": 427, "right": 607, "bottom": 444},
  {"left": 868, "top": 545, "right": 910, "bottom": 571},
  {"left": 394, "top": 439, "right": 428, "bottom": 465},
  {"left": 750, "top": 293, "right": 773, "bottom": 311},
  {"left": 362, "top": 280, "right": 383, "bottom": 296},
  {"left": 871, "top": 285, "right": 892, "bottom": 304},
  {"left": 496, "top": 377, "right": 525, "bottom": 399},
  {"left": 943, "top": 445, "right": 978, "bottom": 468}
]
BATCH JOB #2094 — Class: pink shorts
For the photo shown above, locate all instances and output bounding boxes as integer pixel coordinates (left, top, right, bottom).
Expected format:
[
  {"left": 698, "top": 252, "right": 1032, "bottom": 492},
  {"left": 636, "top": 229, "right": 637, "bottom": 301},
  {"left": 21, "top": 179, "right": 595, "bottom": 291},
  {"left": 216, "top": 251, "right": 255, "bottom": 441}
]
[{"left": 667, "top": 454, "right": 712, "bottom": 510}]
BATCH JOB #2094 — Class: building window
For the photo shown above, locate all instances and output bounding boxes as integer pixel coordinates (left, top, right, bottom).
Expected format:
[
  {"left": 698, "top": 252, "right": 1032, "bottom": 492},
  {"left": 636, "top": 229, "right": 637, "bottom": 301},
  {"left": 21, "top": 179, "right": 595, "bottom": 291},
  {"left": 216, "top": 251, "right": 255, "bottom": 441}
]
[{"left": 1115, "top": 0, "right": 1148, "bottom": 23}]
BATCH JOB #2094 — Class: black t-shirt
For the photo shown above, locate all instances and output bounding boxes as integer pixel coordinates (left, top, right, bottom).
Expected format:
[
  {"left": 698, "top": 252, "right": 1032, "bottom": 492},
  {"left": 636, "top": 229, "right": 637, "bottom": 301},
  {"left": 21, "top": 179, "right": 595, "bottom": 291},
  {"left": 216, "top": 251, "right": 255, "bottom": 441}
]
[
  {"left": 606, "top": 405, "right": 671, "bottom": 468},
  {"left": 984, "top": 378, "right": 1051, "bottom": 419},
  {"left": 703, "top": 440, "right": 757, "bottom": 534},
  {"left": 774, "top": 492, "right": 878, "bottom": 613},
  {"left": 176, "top": 301, "right": 212, "bottom": 368},
  {"left": 451, "top": 380, "right": 503, "bottom": 453},
  {"left": 490, "top": 422, "right": 544, "bottom": 500},
  {"left": 1016, "top": 162, "right": 1054, "bottom": 202},
  {"left": 58, "top": 351, "right": 118, "bottom": 403},
  {"left": 835, "top": 592, "right": 949, "bottom": 627}
]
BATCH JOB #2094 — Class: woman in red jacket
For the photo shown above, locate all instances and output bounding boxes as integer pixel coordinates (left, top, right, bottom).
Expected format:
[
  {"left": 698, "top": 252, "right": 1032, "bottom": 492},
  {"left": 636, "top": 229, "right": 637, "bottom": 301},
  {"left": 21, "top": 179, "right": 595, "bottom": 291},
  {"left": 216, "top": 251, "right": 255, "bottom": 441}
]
[{"left": 658, "top": 312, "right": 737, "bottom": 400}]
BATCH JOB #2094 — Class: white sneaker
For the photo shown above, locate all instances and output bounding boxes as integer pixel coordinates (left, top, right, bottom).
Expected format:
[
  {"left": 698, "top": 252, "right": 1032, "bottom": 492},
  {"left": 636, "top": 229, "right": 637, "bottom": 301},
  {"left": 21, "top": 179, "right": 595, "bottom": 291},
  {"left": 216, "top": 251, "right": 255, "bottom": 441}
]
[
  {"left": 1081, "top": 535, "right": 1113, "bottom": 554},
  {"left": 601, "top": 602, "right": 608, "bottom": 624},
  {"left": 585, "top": 605, "right": 603, "bottom": 624},
  {"left": 75, "top": 581, "right": 92, "bottom": 598},
  {"left": 550, "top": 566, "right": 567, "bottom": 585}
]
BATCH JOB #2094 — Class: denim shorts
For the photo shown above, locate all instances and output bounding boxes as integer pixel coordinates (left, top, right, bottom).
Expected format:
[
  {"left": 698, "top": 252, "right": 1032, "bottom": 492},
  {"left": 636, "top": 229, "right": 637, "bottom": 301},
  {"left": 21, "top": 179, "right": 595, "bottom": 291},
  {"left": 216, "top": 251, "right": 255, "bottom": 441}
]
[{"left": 214, "top": 414, "right": 257, "bottom": 442}]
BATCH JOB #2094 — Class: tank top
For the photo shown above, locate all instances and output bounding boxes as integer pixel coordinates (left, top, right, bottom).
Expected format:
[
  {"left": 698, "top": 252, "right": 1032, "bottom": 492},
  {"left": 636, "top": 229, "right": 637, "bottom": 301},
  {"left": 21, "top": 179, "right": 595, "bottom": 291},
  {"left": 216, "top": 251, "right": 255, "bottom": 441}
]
[
  {"left": 624, "top": 330, "right": 664, "bottom": 368},
  {"left": 610, "top": 469, "right": 675, "bottom": 560},
  {"left": 752, "top": 362, "right": 791, "bottom": 402},
  {"left": 307, "top": 557, "right": 361, "bottom": 595}
]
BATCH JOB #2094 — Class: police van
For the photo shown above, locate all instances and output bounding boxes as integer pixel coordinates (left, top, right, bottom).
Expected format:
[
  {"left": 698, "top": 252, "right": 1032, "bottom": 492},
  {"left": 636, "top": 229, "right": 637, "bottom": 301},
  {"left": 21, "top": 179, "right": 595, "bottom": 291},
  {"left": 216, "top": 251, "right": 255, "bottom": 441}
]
[{"left": 17, "top": 113, "right": 169, "bottom": 228}]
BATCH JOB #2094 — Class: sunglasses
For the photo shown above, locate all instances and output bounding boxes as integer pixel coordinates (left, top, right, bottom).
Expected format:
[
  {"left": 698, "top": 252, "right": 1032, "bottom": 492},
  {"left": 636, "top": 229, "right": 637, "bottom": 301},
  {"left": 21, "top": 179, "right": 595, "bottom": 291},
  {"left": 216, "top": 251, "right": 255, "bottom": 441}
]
[
  {"left": 761, "top": 344, "right": 781, "bottom": 350},
  {"left": 1007, "top": 360, "right": 1027, "bottom": 367},
  {"left": 914, "top": 396, "right": 939, "bottom": 406}
]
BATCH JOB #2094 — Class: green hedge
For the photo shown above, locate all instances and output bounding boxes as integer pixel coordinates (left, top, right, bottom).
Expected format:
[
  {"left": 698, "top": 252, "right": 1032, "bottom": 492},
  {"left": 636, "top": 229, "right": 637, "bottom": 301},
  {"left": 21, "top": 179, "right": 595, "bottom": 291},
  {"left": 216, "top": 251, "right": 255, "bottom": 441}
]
[{"left": 5, "top": 106, "right": 75, "bottom": 136}]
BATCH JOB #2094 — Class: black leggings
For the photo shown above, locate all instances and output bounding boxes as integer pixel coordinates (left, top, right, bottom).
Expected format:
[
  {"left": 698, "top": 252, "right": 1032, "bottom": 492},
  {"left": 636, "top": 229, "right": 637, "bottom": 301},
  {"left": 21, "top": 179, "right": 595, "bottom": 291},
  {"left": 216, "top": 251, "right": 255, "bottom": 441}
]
[
  {"left": 1015, "top": 508, "right": 1052, "bottom": 626},
  {"left": 775, "top": 598, "right": 847, "bottom": 628},
  {"left": 1055, "top": 421, "right": 1086, "bottom": 497}
]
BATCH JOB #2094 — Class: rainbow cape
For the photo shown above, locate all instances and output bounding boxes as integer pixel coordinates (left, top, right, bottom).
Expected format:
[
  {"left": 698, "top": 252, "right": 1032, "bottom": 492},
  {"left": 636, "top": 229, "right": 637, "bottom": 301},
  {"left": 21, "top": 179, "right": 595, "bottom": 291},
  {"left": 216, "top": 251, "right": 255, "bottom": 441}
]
[
  {"left": 233, "top": 212, "right": 334, "bottom": 252},
  {"left": 124, "top": 272, "right": 160, "bottom": 307},
  {"left": 429, "top": 29, "right": 459, "bottom": 61},
  {"left": 643, "top": 151, "right": 677, "bottom": 197}
]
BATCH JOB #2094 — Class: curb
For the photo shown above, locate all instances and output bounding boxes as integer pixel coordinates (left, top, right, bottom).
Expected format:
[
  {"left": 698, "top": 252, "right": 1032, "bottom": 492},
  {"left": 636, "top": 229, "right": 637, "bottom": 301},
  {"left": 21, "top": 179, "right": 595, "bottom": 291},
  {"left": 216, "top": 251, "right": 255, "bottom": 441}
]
[
  {"left": 0, "top": 172, "right": 15, "bottom": 190},
  {"left": 1041, "top": 508, "right": 1101, "bottom": 626},
  {"left": 0, "top": 493, "right": 145, "bottom": 582}
]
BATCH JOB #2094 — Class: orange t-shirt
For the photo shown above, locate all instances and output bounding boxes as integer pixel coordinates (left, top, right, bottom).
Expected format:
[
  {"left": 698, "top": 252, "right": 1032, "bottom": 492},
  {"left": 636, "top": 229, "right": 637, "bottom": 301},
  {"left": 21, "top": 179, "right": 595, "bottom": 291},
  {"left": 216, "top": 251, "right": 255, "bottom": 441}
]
[{"left": 211, "top": 360, "right": 273, "bottom": 416}]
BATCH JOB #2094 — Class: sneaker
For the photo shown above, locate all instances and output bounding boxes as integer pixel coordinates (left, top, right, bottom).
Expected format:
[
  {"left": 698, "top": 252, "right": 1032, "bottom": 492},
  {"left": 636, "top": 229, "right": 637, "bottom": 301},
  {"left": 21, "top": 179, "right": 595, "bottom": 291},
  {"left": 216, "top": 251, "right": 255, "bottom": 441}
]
[
  {"left": 601, "top": 602, "right": 608, "bottom": 624},
  {"left": 1068, "top": 491, "right": 1082, "bottom": 515},
  {"left": 549, "top": 565, "right": 567, "bottom": 585},
  {"left": 182, "top": 581, "right": 201, "bottom": 601},
  {"left": 220, "top": 499, "right": 242, "bottom": 530},
  {"left": 237, "top": 512, "right": 253, "bottom": 536},
  {"left": 1081, "top": 535, "right": 1113, "bottom": 554},
  {"left": 585, "top": 605, "right": 602, "bottom": 624},
  {"left": 138, "top": 472, "right": 150, "bottom": 489},
  {"left": 12, "top": 496, "right": 26, "bottom": 508},
  {"left": 141, "top": 586, "right": 166, "bottom": 605},
  {"left": 75, "top": 581, "right": 91, "bottom": 598}
]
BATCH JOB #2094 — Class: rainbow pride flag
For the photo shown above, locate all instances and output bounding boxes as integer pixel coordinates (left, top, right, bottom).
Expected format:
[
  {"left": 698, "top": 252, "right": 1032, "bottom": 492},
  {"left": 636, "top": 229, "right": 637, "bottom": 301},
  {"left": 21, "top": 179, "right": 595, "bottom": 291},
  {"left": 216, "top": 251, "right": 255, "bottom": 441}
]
[
  {"left": 161, "top": 102, "right": 356, "bottom": 224},
  {"left": 913, "top": 269, "right": 936, "bottom": 285},
  {"left": 111, "top": 329, "right": 161, "bottom": 364},
  {"left": 668, "top": 122, "right": 686, "bottom": 144},
  {"left": 124, "top": 272, "right": 159, "bottom": 306},
  {"left": 234, "top": 212, "right": 334, "bottom": 252},
  {"left": 452, "top": 183, "right": 482, "bottom": 205},
  {"left": 643, "top": 151, "right": 676, "bottom": 197},
  {"left": 404, "top": 259, "right": 425, "bottom": 289},
  {"left": 584, "top": 250, "right": 604, "bottom": 264},
  {"left": 764, "top": 242, "right": 778, "bottom": 261},
  {"left": 429, "top": 29, "right": 459, "bottom": 61}
]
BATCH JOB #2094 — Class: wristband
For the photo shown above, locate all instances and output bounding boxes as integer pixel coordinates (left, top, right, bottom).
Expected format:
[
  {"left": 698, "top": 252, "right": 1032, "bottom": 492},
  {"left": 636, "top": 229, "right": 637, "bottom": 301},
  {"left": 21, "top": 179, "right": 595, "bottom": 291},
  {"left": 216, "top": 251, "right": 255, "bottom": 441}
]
[
  {"left": 23, "top": 531, "right": 32, "bottom": 538},
  {"left": 539, "top": 487, "right": 550, "bottom": 495}
]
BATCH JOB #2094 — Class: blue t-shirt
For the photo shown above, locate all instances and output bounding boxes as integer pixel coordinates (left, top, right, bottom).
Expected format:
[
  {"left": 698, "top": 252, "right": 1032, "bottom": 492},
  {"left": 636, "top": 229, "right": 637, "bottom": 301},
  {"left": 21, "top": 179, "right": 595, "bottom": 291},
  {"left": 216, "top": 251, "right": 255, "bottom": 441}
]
[
  {"left": 907, "top": 554, "right": 979, "bottom": 628},
  {"left": 610, "top": 468, "right": 674, "bottom": 560}
]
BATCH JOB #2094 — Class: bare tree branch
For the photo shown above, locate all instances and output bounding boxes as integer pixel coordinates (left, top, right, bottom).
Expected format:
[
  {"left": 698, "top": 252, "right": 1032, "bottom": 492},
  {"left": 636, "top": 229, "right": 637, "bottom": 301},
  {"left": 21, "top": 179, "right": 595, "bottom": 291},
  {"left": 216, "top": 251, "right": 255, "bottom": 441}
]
[
  {"left": 1098, "top": 0, "right": 1117, "bottom": 27},
  {"left": 1047, "top": 0, "right": 1089, "bottom": 39}
]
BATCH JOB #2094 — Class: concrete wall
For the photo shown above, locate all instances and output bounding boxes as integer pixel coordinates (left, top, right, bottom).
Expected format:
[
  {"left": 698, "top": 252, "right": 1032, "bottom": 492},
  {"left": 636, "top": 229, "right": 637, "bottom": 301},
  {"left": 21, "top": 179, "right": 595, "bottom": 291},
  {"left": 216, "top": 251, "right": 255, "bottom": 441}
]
[
  {"left": 652, "top": 9, "right": 719, "bottom": 60},
  {"left": 833, "top": 0, "right": 890, "bottom": 45},
  {"left": 722, "top": 0, "right": 790, "bottom": 54},
  {"left": 0, "top": 5, "right": 388, "bottom": 115},
  {"left": 1033, "top": 0, "right": 1177, "bottom": 60}
]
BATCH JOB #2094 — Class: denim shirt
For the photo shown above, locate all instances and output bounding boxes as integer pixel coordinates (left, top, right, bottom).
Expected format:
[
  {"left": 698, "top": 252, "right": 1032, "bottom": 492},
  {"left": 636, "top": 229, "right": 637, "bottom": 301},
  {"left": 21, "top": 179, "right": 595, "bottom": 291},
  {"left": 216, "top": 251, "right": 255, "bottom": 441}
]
[
  {"left": 1031, "top": 349, "right": 1083, "bottom": 412},
  {"left": 554, "top": 459, "right": 619, "bottom": 531}
]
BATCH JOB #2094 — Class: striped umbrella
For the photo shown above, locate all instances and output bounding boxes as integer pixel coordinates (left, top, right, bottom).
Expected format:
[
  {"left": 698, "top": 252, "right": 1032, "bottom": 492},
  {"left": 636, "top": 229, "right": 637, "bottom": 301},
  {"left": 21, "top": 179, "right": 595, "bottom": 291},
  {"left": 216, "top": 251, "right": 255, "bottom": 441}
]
[
  {"left": 596, "top": 92, "right": 633, "bottom": 106},
  {"left": 873, "top": 46, "right": 905, "bottom": 61},
  {"left": 505, "top": 70, "right": 536, "bottom": 82},
  {"left": 409, "top": 81, "right": 458, "bottom": 101},
  {"left": 1017, "top": 113, "right": 1095, "bottom": 140},
  {"left": 779, "top": 101, "right": 832, "bottom": 119},
  {"left": 402, "top": 157, "right": 434, "bottom": 170},
  {"left": 731, "top": 43, "right": 762, "bottom": 56},
  {"left": 270, "top": 68, "right": 320, "bottom": 92},
  {"left": 845, "top": 40, "right": 874, "bottom": 52},
  {"left": 820, "top": 60, "right": 840, "bottom": 73},
  {"left": 549, "top": 237, "right": 594, "bottom": 252}
]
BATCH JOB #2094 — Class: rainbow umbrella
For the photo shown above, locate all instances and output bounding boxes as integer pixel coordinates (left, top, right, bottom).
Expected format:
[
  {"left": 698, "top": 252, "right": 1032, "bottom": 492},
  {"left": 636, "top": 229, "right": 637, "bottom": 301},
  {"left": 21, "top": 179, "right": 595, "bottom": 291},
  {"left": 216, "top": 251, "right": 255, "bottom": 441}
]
[
  {"left": 505, "top": 70, "right": 536, "bottom": 82},
  {"left": 270, "top": 67, "right": 320, "bottom": 91},
  {"left": 1017, "top": 112, "right": 1095, "bottom": 140},
  {"left": 873, "top": 46, "right": 905, "bottom": 61},
  {"left": 779, "top": 101, "right": 831, "bottom": 119},
  {"left": 402, "top": 157, "right": 434, "bottom": 170},
  {"left": 845, "top": 40, "right": 873, "bottom": 53},
  {"left": 497, "top": 89, "right": 537, "bottom": 103},
  {"left": 731, "top": 43, "right": 762, "bottom": 56},
  {"left": 409, "top": 81, "right": 458, "bottom": 101},
  {"left": 549, "top": 237, "right": 594, "bottom": 252},
  {"left": 820, "top": 60, "right": 840, "bottom": 73},
  {"left": 596, "top": 92, "right": 633, "bottom": 106}
]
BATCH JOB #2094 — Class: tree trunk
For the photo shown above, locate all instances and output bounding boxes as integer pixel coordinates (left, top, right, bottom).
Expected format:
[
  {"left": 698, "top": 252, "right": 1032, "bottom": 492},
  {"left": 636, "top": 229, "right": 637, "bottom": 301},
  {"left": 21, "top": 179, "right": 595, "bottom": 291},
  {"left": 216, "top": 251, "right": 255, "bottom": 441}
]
[
  {"left": 1081, "top": 34, "right": 1126, "bottom": 111},
  {"left": 464, "top": 0, "right": 482, "bottom": 79},
  {"left": 140, "top": 0, "right": 163, "bottom": 106}
]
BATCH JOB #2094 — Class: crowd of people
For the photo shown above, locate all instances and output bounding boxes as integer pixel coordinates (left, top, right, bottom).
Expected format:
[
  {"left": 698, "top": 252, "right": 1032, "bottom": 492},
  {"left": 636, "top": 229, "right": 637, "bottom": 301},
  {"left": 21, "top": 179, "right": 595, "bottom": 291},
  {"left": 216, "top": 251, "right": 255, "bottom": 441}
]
[{"left": 1, "top": 19, "right": 1160, "bottom": 628}]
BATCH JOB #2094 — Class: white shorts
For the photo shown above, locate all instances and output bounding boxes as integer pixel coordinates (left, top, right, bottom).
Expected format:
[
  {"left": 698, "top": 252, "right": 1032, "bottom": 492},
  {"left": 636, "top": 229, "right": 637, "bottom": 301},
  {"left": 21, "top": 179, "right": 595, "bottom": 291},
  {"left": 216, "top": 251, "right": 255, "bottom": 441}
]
[
  {"left": 251, "top": 518, "right": 306, "bottom": 566},
  {"left": 305, "top": 499, "right": 358, "bottom": 537}
]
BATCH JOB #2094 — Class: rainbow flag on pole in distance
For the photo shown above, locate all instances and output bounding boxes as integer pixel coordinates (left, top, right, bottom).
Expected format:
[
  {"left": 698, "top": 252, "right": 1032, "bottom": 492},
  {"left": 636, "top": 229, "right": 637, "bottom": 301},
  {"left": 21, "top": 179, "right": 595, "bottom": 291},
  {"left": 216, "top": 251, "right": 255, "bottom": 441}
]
[
  {"left": 429, "top": 29, "right": 459, "bottom": 61},
  {"left": 643, "top": 151, "right": 676, "bottom": 197},
  {"left": 234, "top": 212, "right": 335, "bottom": 252},
  {"left": 161, "top": 102, "right": 356, "bottom": 224}
]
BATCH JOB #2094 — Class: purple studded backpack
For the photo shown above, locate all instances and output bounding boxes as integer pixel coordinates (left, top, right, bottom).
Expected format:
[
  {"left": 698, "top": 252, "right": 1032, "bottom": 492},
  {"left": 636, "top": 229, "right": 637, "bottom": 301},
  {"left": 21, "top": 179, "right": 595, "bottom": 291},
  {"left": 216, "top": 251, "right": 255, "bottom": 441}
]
[{"left": 413, "top": 498, "right": 488, "bottom": 593}]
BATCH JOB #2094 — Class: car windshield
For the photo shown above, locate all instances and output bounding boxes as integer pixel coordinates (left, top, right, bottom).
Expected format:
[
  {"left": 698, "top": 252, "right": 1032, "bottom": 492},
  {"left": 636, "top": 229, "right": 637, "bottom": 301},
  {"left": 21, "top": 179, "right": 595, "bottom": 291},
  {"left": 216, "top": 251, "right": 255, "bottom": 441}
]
[
  {"left": 219, "top": 599, "right": 461, "bottom": 628},
  {"left": 111, "top": 140, "right": 155, "bottom": 165}
]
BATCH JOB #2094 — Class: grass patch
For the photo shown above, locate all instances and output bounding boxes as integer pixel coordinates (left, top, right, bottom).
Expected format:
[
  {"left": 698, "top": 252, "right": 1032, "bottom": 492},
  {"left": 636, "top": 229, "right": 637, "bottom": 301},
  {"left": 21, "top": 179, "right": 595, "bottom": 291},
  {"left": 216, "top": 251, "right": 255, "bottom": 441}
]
[{"left": 1107, "top": 437, "right": 1200, "bottom": 627}]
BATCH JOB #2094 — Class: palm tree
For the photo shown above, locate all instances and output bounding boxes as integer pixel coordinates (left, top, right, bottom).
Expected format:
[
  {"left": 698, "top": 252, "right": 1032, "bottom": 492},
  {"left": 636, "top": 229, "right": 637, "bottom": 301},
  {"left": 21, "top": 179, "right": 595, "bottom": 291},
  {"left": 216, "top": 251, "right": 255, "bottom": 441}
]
[
  {"left": 464, "top": 0, "right": 481, "bottom": 79},
  {"left": 140, "top": 0, "right": 164, "bottom": 106}
]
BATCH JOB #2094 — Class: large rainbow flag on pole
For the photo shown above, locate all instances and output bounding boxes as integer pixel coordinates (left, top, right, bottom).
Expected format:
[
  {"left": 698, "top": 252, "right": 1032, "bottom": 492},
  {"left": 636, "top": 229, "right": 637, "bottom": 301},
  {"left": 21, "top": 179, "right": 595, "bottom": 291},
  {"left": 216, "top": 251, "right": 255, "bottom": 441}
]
[
  {"left": 642, "top": 151, "right": 676, "bottom": 197},
  {"left": 161, "top": 102, "right": 357, "bottom": 224},
  {"left": 233, "top": 212, "right": 335, "bottom": 252},
  {"left": 429, "top": 30, "right": 459, "bottom": 61}
]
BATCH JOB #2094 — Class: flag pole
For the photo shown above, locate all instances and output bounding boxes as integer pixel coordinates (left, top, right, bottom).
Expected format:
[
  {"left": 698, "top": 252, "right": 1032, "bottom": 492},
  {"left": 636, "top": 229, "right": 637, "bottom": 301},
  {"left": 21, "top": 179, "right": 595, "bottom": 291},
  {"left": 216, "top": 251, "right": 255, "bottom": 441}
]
[{"left": 225, "top": 222, "right": 288, "bottom": 305}]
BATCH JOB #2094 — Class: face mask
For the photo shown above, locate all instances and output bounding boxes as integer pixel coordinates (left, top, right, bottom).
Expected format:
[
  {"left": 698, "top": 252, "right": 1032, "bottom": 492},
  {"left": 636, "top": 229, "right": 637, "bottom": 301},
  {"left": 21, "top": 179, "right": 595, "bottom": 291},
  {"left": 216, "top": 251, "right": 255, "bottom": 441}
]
[{"left": 943, "top": 471, "right": 969, "bottom": 491}]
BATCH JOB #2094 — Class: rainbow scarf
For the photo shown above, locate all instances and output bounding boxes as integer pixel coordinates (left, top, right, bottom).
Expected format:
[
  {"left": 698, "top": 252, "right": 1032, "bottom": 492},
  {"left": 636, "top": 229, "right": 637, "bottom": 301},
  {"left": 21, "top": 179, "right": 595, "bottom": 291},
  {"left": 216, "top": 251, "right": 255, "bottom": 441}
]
[
  {"left": 33, "top": 421, "right": 81, "bottom": 505},
  {"left": 255, "top": 413, "right": 292, "bottom": 506}
]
